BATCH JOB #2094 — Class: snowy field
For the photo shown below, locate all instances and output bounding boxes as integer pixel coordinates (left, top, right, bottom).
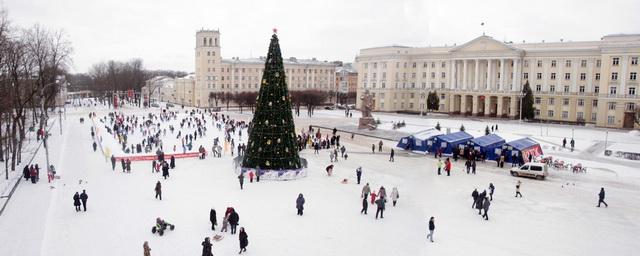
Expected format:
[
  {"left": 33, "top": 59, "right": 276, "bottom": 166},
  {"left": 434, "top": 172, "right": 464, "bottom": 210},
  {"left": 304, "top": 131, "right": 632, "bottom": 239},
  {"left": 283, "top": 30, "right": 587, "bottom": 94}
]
[{"left": 1, "top": 103, "right": 639, "bottom": 256}]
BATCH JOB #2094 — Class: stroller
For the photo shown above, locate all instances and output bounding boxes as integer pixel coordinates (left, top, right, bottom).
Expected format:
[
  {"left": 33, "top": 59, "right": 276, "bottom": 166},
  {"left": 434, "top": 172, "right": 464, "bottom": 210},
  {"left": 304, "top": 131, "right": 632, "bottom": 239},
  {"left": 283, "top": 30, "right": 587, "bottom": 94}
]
[{"left": 151, "top": 218, "right": 175, "bottom": 236}]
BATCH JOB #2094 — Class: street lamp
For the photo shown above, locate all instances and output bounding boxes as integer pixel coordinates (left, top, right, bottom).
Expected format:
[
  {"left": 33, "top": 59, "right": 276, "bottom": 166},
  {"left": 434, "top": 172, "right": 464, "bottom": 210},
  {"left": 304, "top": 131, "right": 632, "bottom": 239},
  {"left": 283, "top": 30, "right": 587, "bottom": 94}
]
[
  {"left": 40, "top": 80, "right": 61, "bottom": 173},
  {"left": 519, "top": 89, "right": 526, "bottom": 123}
]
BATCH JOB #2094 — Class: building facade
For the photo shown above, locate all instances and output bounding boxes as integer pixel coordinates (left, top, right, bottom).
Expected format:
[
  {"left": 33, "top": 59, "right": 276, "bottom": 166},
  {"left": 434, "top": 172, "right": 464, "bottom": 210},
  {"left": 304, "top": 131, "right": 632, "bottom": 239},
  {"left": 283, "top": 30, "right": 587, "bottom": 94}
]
[
  {"left": 193, "top": 29, "right": 337, "bottom": 107},
  {"left": 335, "top": 63, "right": 358, "bottom": 104},
  {"left": 355, "top": 34, "right": 640, "bottom": 128}
]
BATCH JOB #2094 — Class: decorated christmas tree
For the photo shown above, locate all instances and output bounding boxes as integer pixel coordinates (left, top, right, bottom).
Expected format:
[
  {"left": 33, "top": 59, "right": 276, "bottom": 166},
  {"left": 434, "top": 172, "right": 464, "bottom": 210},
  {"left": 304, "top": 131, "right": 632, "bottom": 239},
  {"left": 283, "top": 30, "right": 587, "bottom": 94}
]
[{"left": 241, "top": 31, "right": 302, "bottom": 170}]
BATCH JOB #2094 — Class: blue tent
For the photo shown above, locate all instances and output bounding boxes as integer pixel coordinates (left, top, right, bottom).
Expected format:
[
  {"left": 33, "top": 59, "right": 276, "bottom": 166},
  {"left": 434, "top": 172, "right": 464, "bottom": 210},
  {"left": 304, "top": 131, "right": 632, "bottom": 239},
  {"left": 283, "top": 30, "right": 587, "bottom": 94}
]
[
  {"left": 411, "top": 129, "right": 444, "bottom": 153},
  {"left": 431, "top": 131, "right": 473, "bottom": 155},
  {"left": 504, "top": 138, "right": 543, "bottom": 163},
  {"left": 469, "top": 134, "right": 506, "bottom": 161},
  {"left": 396, "top": 135, "right": 416, "bottom": 150}
]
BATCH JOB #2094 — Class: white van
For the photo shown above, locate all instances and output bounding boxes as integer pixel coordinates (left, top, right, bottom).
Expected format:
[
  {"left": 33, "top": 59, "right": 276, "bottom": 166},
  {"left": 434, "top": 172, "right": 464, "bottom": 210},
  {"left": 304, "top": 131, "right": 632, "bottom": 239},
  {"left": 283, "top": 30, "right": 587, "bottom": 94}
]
[{"left": 510, "top": 162, "right": 548, "bottom": 180}]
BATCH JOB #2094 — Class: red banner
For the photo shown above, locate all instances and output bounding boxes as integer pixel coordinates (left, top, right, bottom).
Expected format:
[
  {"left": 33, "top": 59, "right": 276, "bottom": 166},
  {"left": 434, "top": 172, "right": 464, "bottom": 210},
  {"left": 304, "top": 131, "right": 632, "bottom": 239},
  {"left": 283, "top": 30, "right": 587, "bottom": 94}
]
[
  {"left": 114, "top": 152, "right": 200, "bottom": 162},
  {"left": 522, "top": 145, "right": 543, "bottom": 163}
]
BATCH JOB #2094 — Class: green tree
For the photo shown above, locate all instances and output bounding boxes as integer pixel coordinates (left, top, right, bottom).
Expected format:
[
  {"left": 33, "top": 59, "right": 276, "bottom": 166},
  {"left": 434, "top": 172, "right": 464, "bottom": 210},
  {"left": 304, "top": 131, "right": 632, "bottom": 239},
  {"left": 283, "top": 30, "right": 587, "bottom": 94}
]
[
  {"left": 242, "top": 33, "right": 302, "bottom": 170},
  {"left": 521, "top": 81, "right": 535, "bottom": 120},
  {"left": 427, "top": 91, "right": 440, "bottom": 111}
]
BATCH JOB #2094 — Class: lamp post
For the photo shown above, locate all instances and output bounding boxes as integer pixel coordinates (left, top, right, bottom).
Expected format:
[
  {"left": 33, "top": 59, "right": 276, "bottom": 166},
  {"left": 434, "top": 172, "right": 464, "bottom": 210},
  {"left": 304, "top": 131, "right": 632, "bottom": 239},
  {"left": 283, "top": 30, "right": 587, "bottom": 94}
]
[
  {"left": 40, "top": 80, "right": 60, "bottom": 173},
  {"left": 519, "top": 90, "right": 526, "bottom": 123}
]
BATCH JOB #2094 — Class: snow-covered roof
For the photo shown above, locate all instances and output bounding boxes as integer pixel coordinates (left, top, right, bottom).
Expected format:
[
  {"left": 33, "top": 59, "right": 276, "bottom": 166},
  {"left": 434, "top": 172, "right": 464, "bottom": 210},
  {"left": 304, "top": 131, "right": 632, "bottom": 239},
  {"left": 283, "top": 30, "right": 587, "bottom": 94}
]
[
  {"left": 471, "top": 134, "right": 505, "bottom": 147},
  {"left": 413, "top": 128, "right": 444, "bottom": 140},
  {"left": 437, "top": 131, "right": 473, "bottom": 143},
  {"left": 222, "top": 57, "right": 336, "bottom": 66},
  {"left": 506, "top": 138, "right": 539, "bottom": 151}
]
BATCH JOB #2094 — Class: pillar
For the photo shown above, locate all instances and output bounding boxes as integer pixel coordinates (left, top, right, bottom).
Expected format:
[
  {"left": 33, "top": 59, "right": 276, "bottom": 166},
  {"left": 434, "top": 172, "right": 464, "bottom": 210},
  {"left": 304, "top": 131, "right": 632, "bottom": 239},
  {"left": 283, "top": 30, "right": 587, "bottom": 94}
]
[
  {"left": 512, "top": 59, "right": 518, "bottom": 91},
  {"left": 462, "top": 60, "right": 468, "bottom": 90},
  {"left": 487, "top": 59, "right": 492, "bottom": 90},
  {"left": 484, "top": 96, "right": 491, "bottom": 116},
  {"left": 472, "top": 95, "right": 479, "bottom": 115},
  {"left": 496, "top": 96, "right": 503, "bottom": 117},
  {"left": 460, "top": 95, "right": 467, "bottom": 115},
  {"left": 509, "top": 96, "right": 518, "bottom": 118},
  {"left": 499, "top": 59, "right": 505, "bottom": 91},
  {"left": 449, "top": 60, "right": 456, "bottom": 89},
  {"left": 474, "top": 59, "right": 480, "bottom": 90}
]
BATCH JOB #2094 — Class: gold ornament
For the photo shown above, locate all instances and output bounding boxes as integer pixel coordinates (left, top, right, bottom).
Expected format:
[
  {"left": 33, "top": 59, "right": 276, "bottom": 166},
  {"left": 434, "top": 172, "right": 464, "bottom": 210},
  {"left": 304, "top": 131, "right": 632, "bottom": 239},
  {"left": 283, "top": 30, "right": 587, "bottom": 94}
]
[
  {"left": 275, "top": 72, "right": 280, "bottom": 78},
  {"left": 267, "top": 139, "right": 272, "bottom": 145},
  {"left": 277, "top": 138, "right": 281, "bottom": 143},
  {"left": 265, "top": 160, "right": 270, "bottom": 166},
  {"left": 265, "top": 120, "right": 269, "bottom": 124},
  {"left": 269, "top": 102, "right": 272, "bottom": 106}
]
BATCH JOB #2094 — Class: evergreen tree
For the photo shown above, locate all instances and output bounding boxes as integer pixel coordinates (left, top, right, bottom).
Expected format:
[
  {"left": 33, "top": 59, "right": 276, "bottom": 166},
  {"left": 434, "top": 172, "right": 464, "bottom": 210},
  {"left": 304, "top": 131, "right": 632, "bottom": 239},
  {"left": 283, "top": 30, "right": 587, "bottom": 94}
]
[
  {"left": 485, "top": 125, "right": 490, "bottom": 135},
  {"left": 460, "top": 124, "right": 465, "bottom": 132},
  {"left": 521, "top": 81, "right": 535, "bottom": 120},
  {"left": 435, "top": 122, "right": 441, "bottom": 131},
  {"left": 242, "top": 32, "right": 301, "bottom": 170},
  {"left": 427, "top": 91, "right": 440, "bottom": 111}
]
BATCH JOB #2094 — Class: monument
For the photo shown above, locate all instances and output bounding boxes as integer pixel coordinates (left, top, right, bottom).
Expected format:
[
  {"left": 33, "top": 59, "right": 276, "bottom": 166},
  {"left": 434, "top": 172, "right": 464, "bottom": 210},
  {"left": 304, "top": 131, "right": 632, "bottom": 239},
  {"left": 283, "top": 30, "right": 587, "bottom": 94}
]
[{"left": 358, "top": 90, "right": 377, "bottom": 130}]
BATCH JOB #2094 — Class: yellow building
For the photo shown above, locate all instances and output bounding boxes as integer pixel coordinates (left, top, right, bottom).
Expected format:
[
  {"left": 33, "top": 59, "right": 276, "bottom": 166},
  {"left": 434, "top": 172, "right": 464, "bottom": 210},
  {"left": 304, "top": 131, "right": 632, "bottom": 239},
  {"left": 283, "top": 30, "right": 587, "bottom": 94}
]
[{"left": 355, "top": 34, "right": 640, "bottom": 128}]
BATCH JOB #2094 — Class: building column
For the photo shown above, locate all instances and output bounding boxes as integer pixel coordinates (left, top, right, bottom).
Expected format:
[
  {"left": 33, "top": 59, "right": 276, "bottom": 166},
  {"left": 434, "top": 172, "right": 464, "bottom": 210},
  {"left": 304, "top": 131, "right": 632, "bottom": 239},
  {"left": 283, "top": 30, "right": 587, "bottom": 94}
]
[
  {"left": 474, "top": 59, "right": 480, "bottom": 90},
  {"left": 460, "top": 95, "right": 466, "bottom": 115},
  {"left": 472, "top": 94, "right": 479, "bottom": 115},
  {"left": 620, "top": 56, "right": 629, "bottom": 94},
  {"left": 496, "top": 96, "right": 503, "bottom": 117},
  {"left": 462, "top": 60, "right": 468, "bottom": 90},
  {"left": 449, "top": 94, "right": 456, "bottom": 113},
  {"left": 449, "top": 60, "right": 455, "bottom": 89},
  {"left": 487, "top": 59, "right": 492, "bottom": 90},
  {"left": 509, "top": 96, "right": 518, "bottom": 118},
  {"left": 512, "top": 59, "right": 518, "bottom": 91},
  {"left": 484, "top": 95, "right": 491, "bottom": 116},
  {"left": 499, "top": 59, "right": 505, "bottom": 91}
]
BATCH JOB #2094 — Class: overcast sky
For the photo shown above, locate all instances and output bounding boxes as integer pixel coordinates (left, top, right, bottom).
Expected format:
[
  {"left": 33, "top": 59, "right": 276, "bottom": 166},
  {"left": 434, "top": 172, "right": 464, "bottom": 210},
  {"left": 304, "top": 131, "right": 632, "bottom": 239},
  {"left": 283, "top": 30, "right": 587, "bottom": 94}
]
[{"left": 5, "top": 0, "right": 640, "bottom": 73}]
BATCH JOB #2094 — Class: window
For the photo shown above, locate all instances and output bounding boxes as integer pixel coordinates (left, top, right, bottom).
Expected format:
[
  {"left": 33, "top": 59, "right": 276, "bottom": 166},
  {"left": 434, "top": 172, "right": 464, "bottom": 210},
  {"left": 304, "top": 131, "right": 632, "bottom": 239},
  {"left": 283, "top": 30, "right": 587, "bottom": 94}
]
[
  {"left": 523, "top": 73, "right": 528, "bottom": 79},
  {"left": 577, "top": 112, "right": 584, "bottom": 119},
  {"left": 431, "top": 72, "right": 435, "bottom": 78},
  {"left": 564, "top": 86, "right": 570, "bottom": 93},
  {"left": 410, "top": 93, "right": 415, "bottom": 98},
  {"left": 548, "top": 110, "right": 554, "bottom": 117},
  {"left": 551, "top": 60, "right": 557, "bottom": 67},
  {"left": 523, "top": 60, "right": 529, "bottom": 67},
  {"left": 431, "top": 62, "right": 435, "bottom": 68},
  {"left": 535, "top": 97, "right": 541, "bottom": 104},
  {"left": 441, "top": 72, "right": 446, "bottom": 78},
  {"left": 421, "top": 82, "right": 426, "bottom": 89},
  {"left": 608, "top": 102, "right": 616, "bottom": 110},
  {"left": 411, "top": 73, "right": 415, "bottom": 78},
  {"left": 382, "top": 72, "right": 386, "bottom": 79},
  {"left": 537, "top": 60, "right": 542, "bottom": 67},
  {"left": 593, "top": 99, "right": 598, "bottom": 107},
  {"left": 551, "top": 73, "right": 556, "bottom": 80},
  {"left": 578, "top": 99, "right": 584, "bottom": 106},
  {"left": 565, "top": 60, "right": 572, "bottom": 67},
  {"left": 422, "top": 72, "right": 426, "bottom": 78},
  {"left": 562, "top": 111, "right": 568, "bottom": 119},
  {"left": 373, "top": 63, "right": 377, "bottom": 69},
  {"left": 632, "top": 57, "right": 638, "bottom": 65},
  {"left": 611, "top": 72, "right": 618, "bottom": 80},
  {"left": 549, "top": 98, "right": 555, "bottom": 105},
  {"left": 535, "top": 84, "right": 541, "bottom": 92},
  {"left": 440, "top": 83, "right": 446, "bottom": 89},
  {"left": 537, "top": 73, "right": 542, "bottom": 80},
  {"left": 441, "top": 62, "right": 446, "bottom": 68},
  {"left": 565, "top": 73, "right": 571, "bottom": 80},
  {"left": 631, "top": 72, "right": 637, "bottom": 80},
  {"left": 581, "top": 60, "right": 587, "bottom": 67},
  {"left": 535, "top": 109, "right": 541, "bottom": 116},
  {"left": 412, "top": 62, "right": 416, "bottom": 68},
  {"left": 563, "top": 98, "right": 570, "bottom": 105},
  {"left": 626, "top": 103, "right": 635, "bottom": 111},
  {"left": 364, "top": 63, "right": 368, "bottom": 69},
  {"left": 596, "top": 60, "right": 601, "bottom": 67},
  {"left": 550, "top": 85, "right": 556, "bottom": 92},
  {"left": 612, "top": 57, "right": 619, "bottom": 66},
  {"left": 610, "top": 86, "right": 617, "bottom": 95},
  {"left": 591, "top": 113, "right": 597, "bottom": 121},
  {"left": 595, "top": 73, "right": 600, "bottom": 80},
  {"left": 441, "top": 94, "right": 446, "bottom": 100},
  {"left": 594, "top": 86, "right": 600, "bottom": 93},
  {"left": 607, "top": 116, "right": 615, "bottom": 125},
  {"left": 580, "top": 73, "right": 586, "bottom": 80},
  {"left": 629, "top": 87, "right": 636, "bottom": 95},
  {"left": 579, "top": 86, "right": 585, "bottom": 93}
]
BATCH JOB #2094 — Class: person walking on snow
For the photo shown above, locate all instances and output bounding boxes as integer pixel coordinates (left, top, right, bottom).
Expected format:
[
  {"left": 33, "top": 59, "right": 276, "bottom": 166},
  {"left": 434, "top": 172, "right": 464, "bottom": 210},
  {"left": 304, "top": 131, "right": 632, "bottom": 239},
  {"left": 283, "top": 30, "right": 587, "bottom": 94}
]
[
  {"left": 445, "top": 158, "right": 452, "bottom": 176},
  {"left": 360, "top": 197, "right": 368, "bottom": 214},
  {"left": 390, "top": 187, "right": 399, "bottom": 206},
  {"left": 488, "top": 183, "right": 495, "bottom": 201},
  {"left": 143, "top": 241, "right": 151, "bottom": 256},
  {"left": 597, "top": 187, "right": 608, "bottom": 207},
  {"left": 471, "top": 189, "right": 479, "bottom": 208},
  {"left": 378, "top": 186, "right": 387, "bottom": 200},
  {"left": 111, "top": 155, "right": 116, "bottom": 170},
  {"left": 427, "top": 217, "right": 435, "bottom": 242},
  {"left": 92, "top": 142, "right": 97, "bottom": 152},
  {"left": 73, "top": 192, "right": 81, "bottom": 212},
  {"left": 238, "top": 227, "right": 248, "bottom": 254},
  {"left": 249, "top": 171, "right": 255, "bottom": 183},
  {"left": 389, "top": 149, "right": 395, "bottom": 162},
  {"left": 296, "top": 193, "right": 305, "bottom": 216},
  {"left": 371, "top": 144, "right": 375, "bottom": 153},
  {"left": 155, "top": 181, "right": 162, "bottom": 200},
  {"left": 228, "top": 209, "right": 240, "bottom": 234},
  {"left": 375, "top": 197, "right": 386, "bottom": 219},
  {"left": 238, "top": 173, "right": 245, "bottom": 190},
  {"left": 221, "top": 214, "right": 229, "bottom": 232},
  {"left": 515, "top": 180, "right": 523, "bottom": 198},
  {"left": 80, "top": 190, "right": 88, "bottom": 211},
  {"left": 562, "top": 138, "right": 567, "bottom": 148},
  {"left": 570, "top": 138, "right": 575, "bottom": 152},
  {"left": 370, "top": 190, "right": 377, "bottom": 205},
  {"left": 201, "top": 237, "right": 213, "bottom": 256},
  {"left": 356, "top": 167, "right": 362, "bottom": 184},
  {"left": 437, "top": 159, "right": 443, "bottom": 175},
  {"left": 209, "top": 208, "right": 217, "bottom": 230},
  {"left": 378, "top": 140, "right": 383, "bottom": 152},
  {"left": 362, "top": 183, "right": 371, "bottom": 199},
  {"left": 151, "top": 160, "right": 156, "bottom": 173},
  {"left": 482, "top": 197, "right": 491, "bottom": 220},
  {"left": 162, "top": 163, "right": 170, "bottom": 179}
]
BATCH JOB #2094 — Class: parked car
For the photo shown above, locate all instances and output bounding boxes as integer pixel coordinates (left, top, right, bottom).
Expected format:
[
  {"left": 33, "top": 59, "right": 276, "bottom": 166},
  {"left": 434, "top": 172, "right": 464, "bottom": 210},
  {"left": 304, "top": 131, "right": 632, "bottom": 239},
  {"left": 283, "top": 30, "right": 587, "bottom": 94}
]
[
  {"left": 166, "top": 103, "right": 175, "bottom": 108},
  {"left": 324, "top": 106, "right": 335, "bottom": 110},
  {"left": 510, "top": 162, "right": 548, "bottom": 180},
  {"left": 150, "top": 103, "right": 160, "bottom": 108}
]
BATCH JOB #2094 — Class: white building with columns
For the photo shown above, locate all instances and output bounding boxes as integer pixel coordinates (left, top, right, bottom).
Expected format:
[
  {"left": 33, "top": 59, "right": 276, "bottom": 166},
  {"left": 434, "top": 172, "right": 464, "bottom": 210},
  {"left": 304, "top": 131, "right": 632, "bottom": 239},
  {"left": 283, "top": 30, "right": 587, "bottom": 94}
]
[{"left": 356, "top": 34, "right": 640, "bottom": 129}]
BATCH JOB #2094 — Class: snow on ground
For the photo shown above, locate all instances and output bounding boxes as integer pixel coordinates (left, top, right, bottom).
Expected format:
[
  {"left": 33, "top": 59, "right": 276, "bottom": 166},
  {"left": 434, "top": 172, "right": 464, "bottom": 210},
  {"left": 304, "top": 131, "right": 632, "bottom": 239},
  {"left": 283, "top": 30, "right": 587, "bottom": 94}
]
[{"left": 0, "top": 104, "right": 639, "bottom": 256}]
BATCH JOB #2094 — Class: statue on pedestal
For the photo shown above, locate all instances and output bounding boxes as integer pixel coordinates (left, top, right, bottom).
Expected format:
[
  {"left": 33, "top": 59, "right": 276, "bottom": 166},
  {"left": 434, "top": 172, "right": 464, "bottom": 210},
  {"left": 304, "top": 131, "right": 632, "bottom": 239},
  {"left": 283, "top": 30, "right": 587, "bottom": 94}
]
[{"left": 358, "top": 90, "right": 377, "bottom": 130}]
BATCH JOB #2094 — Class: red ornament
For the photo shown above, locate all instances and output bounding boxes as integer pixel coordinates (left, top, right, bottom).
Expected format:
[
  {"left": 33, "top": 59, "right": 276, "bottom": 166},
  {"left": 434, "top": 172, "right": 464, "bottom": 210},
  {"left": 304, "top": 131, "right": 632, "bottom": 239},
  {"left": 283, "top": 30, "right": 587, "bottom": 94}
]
[{"left": 273, "top": 28, "right": 278, "bottom": 34}]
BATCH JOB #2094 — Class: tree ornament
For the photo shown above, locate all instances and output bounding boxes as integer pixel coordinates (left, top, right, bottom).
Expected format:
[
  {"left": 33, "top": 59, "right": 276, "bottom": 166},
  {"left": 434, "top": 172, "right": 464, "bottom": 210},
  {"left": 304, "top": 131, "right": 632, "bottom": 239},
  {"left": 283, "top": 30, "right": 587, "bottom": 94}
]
[{"left": 267, "top": 139, "right": 272, "bottom": 145}]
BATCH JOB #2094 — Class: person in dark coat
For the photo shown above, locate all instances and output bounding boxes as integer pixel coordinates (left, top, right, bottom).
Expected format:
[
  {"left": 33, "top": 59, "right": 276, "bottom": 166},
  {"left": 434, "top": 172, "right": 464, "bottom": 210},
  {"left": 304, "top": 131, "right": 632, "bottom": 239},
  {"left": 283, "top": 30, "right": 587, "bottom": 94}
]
[
  {"left": 121, "top": 159, "right": 126, "bottom": 172},
  {"left": 488, "top": 183, "right": 495, "bottom": 201},
  {"left": 238, "top": 227, "right": 248, "bottom": 254},
  {"left": 201, "top": 237, "right": 213, "bottom": 256},
  {"left": 389, "top": 149, "right": 395, "bottom": 162},
  {"left": 155, "top": 181, "right": 162, "bottom": 200},
  {"left": 209, "top": 208, "right": 217, "bottom": 230},
  {"left": 73, "top": 192, "right": 81, "bottom": 212},
  {"left": 80, "top": 190, "right": 88, "bottom": 211},
  {"left": 238, "top": 173, "right": 244, "bottom": 190},
  {"left": 92, "top": 142, "right": 97, "bottom": 152},
  {"left": 471, "top": 189, "right": 479, "bottom": 208},
  {"left": 151, "top": 160, "right": 157, "bottom": 173},
  {"left": 471, "top": 160, "right": 477, "bottom": 174},
  {"left": 169, "top": 156, "right": 175, "bottom": 169},
  {"left": 597, "top": 187, "right": 608, "bottom": 207},
  {"left": 110, "top": 155, "right": 116, "bottom": 170},
  {"left": 228, "top": 210, "right": 240, "bottom": 234},
  {"left": 375, "top": 197, "right": 385, "bottom": 219},
  {"left": 360, "top": 197, "right": 368, "bottom": 214},
  {"left": 482, "top": 197, "right": 491, "bottom": 220},
  {"left": 476, "top": 190, "right": 486, "bottom": 215},
  {"left": 30, "top": 166, "right": 37, "bottom": 183},
  {"left": 296, "top": 193, "right": 305, "bottom": 216},
  {"left": 162, "top": 162, "right": 170, "bottom": 179},
  {"left": 23, "top": 165, "right": 30, "bottom": 181},
  {"left": 427, "top": 216, "right": 435, "bottom": 242},
  {"left": 356, "top": 167, "right": 362, "bottom": 185}
]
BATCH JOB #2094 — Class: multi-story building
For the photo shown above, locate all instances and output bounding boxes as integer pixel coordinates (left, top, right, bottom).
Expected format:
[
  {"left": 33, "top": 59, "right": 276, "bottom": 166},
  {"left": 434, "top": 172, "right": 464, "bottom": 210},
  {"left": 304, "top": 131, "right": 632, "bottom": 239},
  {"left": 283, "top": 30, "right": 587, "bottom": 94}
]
[
  {"left": 355, "top": 34, "right": 640, "bottom": 128},
  {"left": 336, "top": 63, "right": 358, "bottom": 104},
  {"left": 192, "top": 29, "right": 337, "bottom": 107},
  {"left": 142, "top": 76, "right": 177, "bottom": 103}
]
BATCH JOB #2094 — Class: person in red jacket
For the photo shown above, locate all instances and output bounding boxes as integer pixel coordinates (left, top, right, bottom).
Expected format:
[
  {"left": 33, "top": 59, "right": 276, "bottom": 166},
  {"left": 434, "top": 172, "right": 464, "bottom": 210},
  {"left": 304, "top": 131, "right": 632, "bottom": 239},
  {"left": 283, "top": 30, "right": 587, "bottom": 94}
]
[
  {"left": 248, "top": 171, "right": 255, "bottom": 183},
  {"left": 445, "top": 158, "right": 452, "bottom": 176},
  {"left": 370, "top": 191, "right": 377, "bottom": 205}
]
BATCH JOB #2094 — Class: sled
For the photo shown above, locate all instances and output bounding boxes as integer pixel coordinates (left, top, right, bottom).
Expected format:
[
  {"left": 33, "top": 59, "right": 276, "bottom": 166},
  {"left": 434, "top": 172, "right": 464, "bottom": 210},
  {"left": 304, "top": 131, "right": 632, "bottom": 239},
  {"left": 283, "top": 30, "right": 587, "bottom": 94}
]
[{"left": 212, "top": 234, "right": 224, "bottom": 241}]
